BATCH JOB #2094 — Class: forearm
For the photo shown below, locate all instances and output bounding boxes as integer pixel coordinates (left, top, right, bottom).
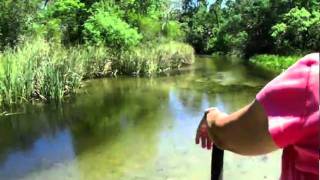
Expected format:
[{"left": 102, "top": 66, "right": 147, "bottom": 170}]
[{"left": 207, "top": 100, "right": 278, "bottom": 155}]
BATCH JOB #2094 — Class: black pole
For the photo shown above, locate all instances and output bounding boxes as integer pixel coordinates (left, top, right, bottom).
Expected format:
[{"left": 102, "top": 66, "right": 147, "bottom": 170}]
[{"left": 211, "top": 147, "right": 224, "bottom": 180}]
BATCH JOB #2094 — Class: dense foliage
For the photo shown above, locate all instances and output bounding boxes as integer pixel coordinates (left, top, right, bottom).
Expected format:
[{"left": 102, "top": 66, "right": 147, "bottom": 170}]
[
  {"left": 0, "top": 0, "right": 319, "bottom": 107},
  {"left": 0, "top": 0, "right": 42, "bottom": 48},
  {"left": 1, "top": 0, "right": 318, "bottom": 55},
  {"left": 83, "top": 10, "right": 142, "bottom": 48},
  {"left": 178, "top": 0, "right": 320, "bottom": 57},
  {"left": 0, "top": 0, "right": 194, "bottom": 106},
  {"left": 0, "top": 0, "right": 185, "bottom": 49}
]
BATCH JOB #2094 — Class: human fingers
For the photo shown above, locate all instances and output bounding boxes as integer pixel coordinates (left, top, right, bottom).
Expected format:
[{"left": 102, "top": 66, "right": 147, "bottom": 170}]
[
  {"left": 195, "top": 132, "right": 200, "bottom": 144},
  {"left": 207, "top": 138, "right": 212, "bottom": 150},
  {"left": 201, "top": 136, "right": 206, "bottom": 148}
]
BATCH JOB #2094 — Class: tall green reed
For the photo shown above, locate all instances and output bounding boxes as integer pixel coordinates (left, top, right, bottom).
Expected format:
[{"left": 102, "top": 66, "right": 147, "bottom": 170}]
[{"left": 0, "top": 38, "right": 194, "bottom": 107}]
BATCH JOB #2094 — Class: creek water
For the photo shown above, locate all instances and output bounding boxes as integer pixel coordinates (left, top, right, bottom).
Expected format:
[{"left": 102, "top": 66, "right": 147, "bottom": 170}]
[{"left": 0, "top": 56, "right": 281, "bottom": 180}]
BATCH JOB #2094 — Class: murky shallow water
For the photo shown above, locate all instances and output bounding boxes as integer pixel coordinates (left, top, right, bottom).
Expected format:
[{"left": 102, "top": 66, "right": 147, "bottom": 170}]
[{"left": 0, "top": 56, "right": 281, "bottom": 180}]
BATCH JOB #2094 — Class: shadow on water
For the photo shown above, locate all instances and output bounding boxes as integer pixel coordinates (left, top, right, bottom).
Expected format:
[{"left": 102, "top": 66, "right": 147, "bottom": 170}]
[{"left": 0, "top": 56, "right": 281, "bottom": 180}]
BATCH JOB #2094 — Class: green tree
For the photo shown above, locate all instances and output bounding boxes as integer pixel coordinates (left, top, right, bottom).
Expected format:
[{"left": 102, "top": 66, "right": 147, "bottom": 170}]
[
  {"left": 30, "top": 0, "right": 86, "bottom": 44},
  {"left": 271, "top": 7, "right": 320, "bottom": 53},
  {"left": 179, "top": 0, "right": 218, "bottom": 53},
  {"left": 0, "top": 0, "right": 41, "bottom": 49},
  {"left": 179, "top": 0, "right": 319, "bottom": 56}
]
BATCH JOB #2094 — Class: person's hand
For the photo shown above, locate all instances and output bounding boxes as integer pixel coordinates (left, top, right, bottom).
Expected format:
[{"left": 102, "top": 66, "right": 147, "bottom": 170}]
[{"left": 195, "top": 108, "right": 217, "bottom": 150}]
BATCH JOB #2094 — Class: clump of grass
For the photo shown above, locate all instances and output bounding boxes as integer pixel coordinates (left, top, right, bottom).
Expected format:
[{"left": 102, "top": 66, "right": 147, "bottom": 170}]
[
  {"left": 249, "top": 54, "right": 302, "bottom": 73},
  {"left": 0, "top": 38, "right": 86, "bottom": 105},
  {"left": 113, "top": 41, "right": 195, "bottom": 75},
  {"left": 0, "top": 38, "right": 195, "bottom": 106},
  {"left": 77, "top": 45, "right": 112, "bottom": 79},
  {"left": 156, "top": 41, "right": 195, "bottom": 71}
]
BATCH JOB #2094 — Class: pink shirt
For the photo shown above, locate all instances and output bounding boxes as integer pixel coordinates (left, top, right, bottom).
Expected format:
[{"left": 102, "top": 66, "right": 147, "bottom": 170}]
[{"left": 256, "top": 53, "right": 319, "bottom": 180}]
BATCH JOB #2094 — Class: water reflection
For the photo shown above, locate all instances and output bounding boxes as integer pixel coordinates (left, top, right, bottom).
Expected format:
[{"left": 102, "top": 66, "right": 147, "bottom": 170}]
[
  {"left": 0, "top": 129, "right": 76, "bottom": 180},
  {"left": 0, "top": 56, "right": 281, "bottom": 180}
]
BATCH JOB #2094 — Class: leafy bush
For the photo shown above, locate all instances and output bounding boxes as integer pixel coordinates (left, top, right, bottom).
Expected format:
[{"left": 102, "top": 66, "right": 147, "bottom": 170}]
[
  {"left": 136, "top": 16, "right": 162, "bottom": 41},
  {"left": 250, "top": 54, "right": 302, "bottom": 73},
  {"left": 162, "top": 21, "right": 185, "bottom": 41},
  {"left": 83, "top": 10, "right": 142, "bottom": 49}
]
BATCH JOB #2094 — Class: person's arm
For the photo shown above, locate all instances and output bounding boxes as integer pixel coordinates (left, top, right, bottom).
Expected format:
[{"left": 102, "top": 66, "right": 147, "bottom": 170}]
[
  {"left": 196, "top": 53, "right": 319, "bottom": 156},
  {"left": 204, "top": 100, "right": 278, "bottom": 156}
]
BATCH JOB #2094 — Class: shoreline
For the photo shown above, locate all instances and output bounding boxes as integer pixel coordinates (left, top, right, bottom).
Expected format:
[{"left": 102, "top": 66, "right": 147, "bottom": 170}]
[{"left": 0, "top": 39, "right": 195, "bottom": 108}]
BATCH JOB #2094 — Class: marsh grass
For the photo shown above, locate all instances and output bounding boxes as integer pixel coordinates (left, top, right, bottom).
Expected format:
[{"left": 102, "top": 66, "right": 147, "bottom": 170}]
[
  {"left": 114, "top": 41, "right": 195, "bottom": 75},
  {"left": 0, "top": 38, "right": 84, "bottom": 105},
  {"left": 0, "top": 38, "right": 194, "bottom": 106}
]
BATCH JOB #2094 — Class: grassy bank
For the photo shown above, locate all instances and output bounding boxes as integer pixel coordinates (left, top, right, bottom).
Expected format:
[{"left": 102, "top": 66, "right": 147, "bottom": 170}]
[
  {"left": 249, "top": 54, "right": 302, "bottom": 73},
  {"left": 0, "top": 38, "right": 194, "bottom": 106}
]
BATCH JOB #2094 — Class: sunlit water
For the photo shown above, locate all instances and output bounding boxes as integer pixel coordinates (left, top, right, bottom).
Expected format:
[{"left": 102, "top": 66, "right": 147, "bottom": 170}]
[{"left": 0, "top": 56, "right": 281, "bottom": 180}]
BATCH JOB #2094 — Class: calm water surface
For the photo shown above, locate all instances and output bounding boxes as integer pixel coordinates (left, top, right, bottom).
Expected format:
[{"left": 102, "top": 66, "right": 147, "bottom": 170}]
[{"left": 0, "top": 56, "right": 281, "bottom": 180}]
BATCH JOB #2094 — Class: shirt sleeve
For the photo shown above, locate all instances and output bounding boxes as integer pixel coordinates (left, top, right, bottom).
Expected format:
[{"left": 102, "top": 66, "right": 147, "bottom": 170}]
[{"left": 256, "top": 54, "right": 317, "bottom": 148}]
